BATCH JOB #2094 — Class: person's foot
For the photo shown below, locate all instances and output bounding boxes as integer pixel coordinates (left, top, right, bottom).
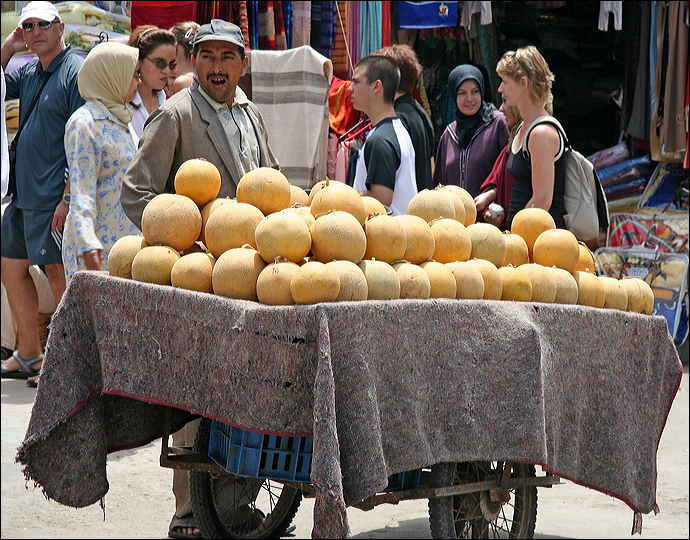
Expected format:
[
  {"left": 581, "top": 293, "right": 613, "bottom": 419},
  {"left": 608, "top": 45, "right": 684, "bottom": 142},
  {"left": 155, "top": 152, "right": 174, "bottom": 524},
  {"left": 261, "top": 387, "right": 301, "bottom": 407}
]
[
  {"left": 1, "top": 351, "right": 43, "bottom": 378},
  {"left": 27, "top": 374, "right": 39, "bottom": 388},
  {"left": 168, "top": 514, "right": 201, "bottom": 539},
  {"left": 1, "top": 346, "right": 12, "bottom": 361}
]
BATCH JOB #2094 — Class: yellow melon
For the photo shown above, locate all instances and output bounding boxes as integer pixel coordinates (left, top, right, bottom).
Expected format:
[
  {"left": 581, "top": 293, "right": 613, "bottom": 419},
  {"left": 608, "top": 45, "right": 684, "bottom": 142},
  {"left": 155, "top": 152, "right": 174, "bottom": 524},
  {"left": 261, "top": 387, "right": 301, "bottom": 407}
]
[
  {"left": 502, "top": 231, "right": 529, "bottom": 267},
  {"left": 236, "top": 167, "right": 291, "bottom": 215},
  {"left": 290, "top": 261, "right": 340, "bottom": 304},
  {"left": 358, "top": 259, "right": 400, "bottom": 300},
  {"left": 466, "top": 258, "right": 502, "bottom": 300},
  {"left": 310, "top": 211, "right": 366, "bottom": 263},
  {"left": 255, "top": 211, "right": 312, "bottom": 264},
  {"left": 637, "top": 278, "right": 655, "bottom": 315},
  {"left": 574, "top": 241, "right": 596, "bottom": 273},
  {"left": 619, "top": 277, "right": 654, "bottom": 314},
  {"left": 510, "top": 207, "right": 556, "bottom": 259},
  {"left": 466, "top": 223, "right": 507, "bottom": 267},
  {"left": 430, "top": 218, "right": 472, "bottom": 263},
  {"left": 282, "top": 204, "right": 315, "bottom": 230},
  {"left": 599, "top": 276, "right": 629, "bottom": 311},
  {"left": 498, "top": 265, "right": 533, "bottom": 302},
  {"left": 445, "top": 261, "right": 485, "bottom": 300},
  {"left": 550, "top": 266, "right": 579, "bottom": 305},
  {"left": 310, "top": 181, "right": 367, "bottom": 225},
  {"left": 326, "top": 260, "right": 368, "bottom": 301},
  {"left": 171, "top": 252, "right": 215, "bottom": 293},
  {"left": 141, "top": 193, "right": 202, "bottom": 252},
  {"left": 204, "top": 202, "right": 265, "bottom": 258},
  {"left": 108, "top": 235, "right": 149, "bottom": 279},
  {"left": 199, "top": 197, "right": 236, "bottom": 246},
  {"left": 289, "top": 185, "right": 310, "bottom": 207},
  {"left": 174, "top": 158, "right": 221, "bottom": 207},
  {"left": 518, "top": 263, "right": 557, "bottom": 303},
  {"left": 362, "top": 195, "right": 388, "bottom": 218},
  {"left": 532, "top": 228, "right": 580, "bottom": 273},
  {"left": 212, "top": 245, "right": 266, "bottom": 301},
  {"left": 435, "top": 186, "right": 466, "bottom": 225},
  {"left": 392, "top": 261, "right": 431, "bottom": 299},
  {"left": 419, "top": 260, "right": 457, "bottom": 299},
  {"left": 392, "top": 214, "right": 435, "bottom": 265},
  {"left": 308, "top": 179, "right": 330, "bottom": 204},
  {"left": 363, "top": 214, "right": 407, "bottom": 263},
  {"left": 256, "top": 259, "right": 301, "bottom": 305},
  {"left": 407, "top": 189, "right": 456, "bottom": 222},
  {"left": 131, "top": 245, "right": 180, "bottom": 286},
  {"left": 573, "top": 270, "right": 606, "bottom": 308},
  {"left": 438, "top": 184, "right": 476, "bottom": 226}
]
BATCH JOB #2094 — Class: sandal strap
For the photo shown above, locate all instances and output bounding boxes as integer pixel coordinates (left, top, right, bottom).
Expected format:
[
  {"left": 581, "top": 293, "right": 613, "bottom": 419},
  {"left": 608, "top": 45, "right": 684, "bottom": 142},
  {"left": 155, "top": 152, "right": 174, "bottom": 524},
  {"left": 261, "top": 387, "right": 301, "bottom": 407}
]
[{"left": 12, "top": 351, "right": 44, "bottom": 373}]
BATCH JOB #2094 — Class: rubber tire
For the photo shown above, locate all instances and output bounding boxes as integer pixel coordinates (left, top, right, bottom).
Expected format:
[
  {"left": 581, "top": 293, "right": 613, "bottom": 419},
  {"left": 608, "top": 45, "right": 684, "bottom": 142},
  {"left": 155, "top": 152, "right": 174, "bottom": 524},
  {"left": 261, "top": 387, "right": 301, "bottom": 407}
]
[
  {"left": 428, "top": 461, "right": 538, "bottom": 539},
  {"left": 190, "top": 417, "right": 302, "bottom": 539}
]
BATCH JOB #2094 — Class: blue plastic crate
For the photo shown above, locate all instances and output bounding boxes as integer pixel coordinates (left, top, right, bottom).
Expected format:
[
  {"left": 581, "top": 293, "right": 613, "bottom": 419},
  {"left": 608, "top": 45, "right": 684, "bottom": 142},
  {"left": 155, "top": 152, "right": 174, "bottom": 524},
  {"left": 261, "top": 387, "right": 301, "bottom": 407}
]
[
  {"left": 208, "top": 420, "right": 312, "bottom": 482},
  {"left": 385, "top": 468, "right": 422, "bottom": 491}
]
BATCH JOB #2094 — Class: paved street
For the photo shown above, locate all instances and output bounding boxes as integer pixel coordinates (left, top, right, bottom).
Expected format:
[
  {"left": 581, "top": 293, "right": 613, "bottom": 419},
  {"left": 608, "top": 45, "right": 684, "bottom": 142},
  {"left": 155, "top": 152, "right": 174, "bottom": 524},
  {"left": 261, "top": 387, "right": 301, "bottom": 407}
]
[{"left": 2, "top": 363, "right": 687, "bottom": 539}]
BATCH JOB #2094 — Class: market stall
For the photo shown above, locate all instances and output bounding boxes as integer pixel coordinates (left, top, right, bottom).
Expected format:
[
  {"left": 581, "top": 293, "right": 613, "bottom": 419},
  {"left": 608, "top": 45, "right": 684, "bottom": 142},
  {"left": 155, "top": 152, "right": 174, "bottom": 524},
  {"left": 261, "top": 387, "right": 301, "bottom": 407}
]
[{"left": 16, "top": 271, "right": 682, "bottom": 538}]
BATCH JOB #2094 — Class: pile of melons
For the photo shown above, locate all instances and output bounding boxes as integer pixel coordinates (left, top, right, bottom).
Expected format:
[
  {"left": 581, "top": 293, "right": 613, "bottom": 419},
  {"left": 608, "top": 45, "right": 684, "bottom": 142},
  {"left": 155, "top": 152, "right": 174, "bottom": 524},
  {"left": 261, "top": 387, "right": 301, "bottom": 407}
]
[{"left": 108, "top": 158, "right": 655, "bottom": 314}]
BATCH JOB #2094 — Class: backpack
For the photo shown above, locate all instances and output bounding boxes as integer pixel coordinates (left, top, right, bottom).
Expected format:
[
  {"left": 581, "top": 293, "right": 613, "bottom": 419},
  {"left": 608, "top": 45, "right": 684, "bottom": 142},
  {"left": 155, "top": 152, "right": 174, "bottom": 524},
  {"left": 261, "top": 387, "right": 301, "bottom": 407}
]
[{"left": 523, "top": 116, "right": 609, "bottom": 242}]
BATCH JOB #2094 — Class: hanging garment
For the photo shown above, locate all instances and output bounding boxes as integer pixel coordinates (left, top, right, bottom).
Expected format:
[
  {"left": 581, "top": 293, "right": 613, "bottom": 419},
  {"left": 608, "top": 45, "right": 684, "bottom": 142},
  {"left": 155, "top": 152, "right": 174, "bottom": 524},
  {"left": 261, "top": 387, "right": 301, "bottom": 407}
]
[
  {"left": 360, "top": 1, "right": 382, "bottom": 58},
  {"left": 274, "top": 1, "right": 288, "bottom": 50},
  {"left": 249, "top": 46, "right": 333, "bottom": 188},
  {"left": 237, "top": 1, "right": 250, "bottom": 48},
  {"left": 130, "top": 1, "right": 195, "bottom": 29},
  {"left": 318, "top": 1, "right": 338, "bottom": 59},
  {"left": 258, "top": 2, "right": 278, "bottom": 50},
  {"left": 293, "top": 1, "right": 312, "bottom": 47},
  {"left": 282, "top": 1, "right": 294, "bottom": 48},
  {"left": 626, "top": 2, "right": 652, "bottom": 141},
  {"left": 396, "top": 1, "right": 459, "bottom": 29},
  {"left": 460, "top": 1, "right": 492, "bottom": 31},
  {"left": 598, "top": 1, "right": 623, "bottom": 31},
  {"left": 250, "top": 1, "right": 259, "bottom": 50}
]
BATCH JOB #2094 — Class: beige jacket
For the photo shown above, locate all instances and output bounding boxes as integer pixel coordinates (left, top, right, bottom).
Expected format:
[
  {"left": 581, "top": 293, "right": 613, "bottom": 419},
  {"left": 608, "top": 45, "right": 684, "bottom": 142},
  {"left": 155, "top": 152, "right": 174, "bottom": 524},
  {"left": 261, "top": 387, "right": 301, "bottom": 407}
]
[{"left": 121, "top": 80, "right": 279, "bottom": 229}]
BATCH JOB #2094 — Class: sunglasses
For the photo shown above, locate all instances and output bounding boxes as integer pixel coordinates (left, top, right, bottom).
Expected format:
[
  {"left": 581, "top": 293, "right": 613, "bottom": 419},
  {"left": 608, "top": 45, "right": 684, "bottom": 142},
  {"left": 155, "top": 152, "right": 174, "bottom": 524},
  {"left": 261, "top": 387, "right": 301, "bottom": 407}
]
[
  {"left": 21, "top": 19, "right": 59, "bottom": 32},
  {"left": 145, "top": 56, "right": 177, "bottom": 71}
]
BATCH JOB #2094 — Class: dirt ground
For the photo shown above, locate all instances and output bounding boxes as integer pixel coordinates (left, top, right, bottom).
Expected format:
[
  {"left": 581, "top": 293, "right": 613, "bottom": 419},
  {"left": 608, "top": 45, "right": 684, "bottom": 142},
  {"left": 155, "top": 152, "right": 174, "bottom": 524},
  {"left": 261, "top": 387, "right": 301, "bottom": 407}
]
[{"left": 1, "top": 364, "right": 688, "bottom": 539}]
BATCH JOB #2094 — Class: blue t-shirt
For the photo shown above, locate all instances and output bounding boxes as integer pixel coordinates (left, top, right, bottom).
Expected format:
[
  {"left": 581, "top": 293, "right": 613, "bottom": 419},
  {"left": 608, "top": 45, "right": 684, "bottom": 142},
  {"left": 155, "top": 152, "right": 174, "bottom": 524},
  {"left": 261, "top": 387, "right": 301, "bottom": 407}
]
[{"left": 5, "top": 46, "right": 85, "bottom": 210}]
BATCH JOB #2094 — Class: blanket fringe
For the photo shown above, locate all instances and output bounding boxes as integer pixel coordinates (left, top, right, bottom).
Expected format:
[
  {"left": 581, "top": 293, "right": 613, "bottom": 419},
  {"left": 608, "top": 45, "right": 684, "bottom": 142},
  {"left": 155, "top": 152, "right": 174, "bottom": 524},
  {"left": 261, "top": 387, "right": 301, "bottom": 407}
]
[
  {"left": 631, "top": 511, "right": 643, "bottom": 535},
  {"left": 653, "top": 502, "right": 660, "bottom": 515}
]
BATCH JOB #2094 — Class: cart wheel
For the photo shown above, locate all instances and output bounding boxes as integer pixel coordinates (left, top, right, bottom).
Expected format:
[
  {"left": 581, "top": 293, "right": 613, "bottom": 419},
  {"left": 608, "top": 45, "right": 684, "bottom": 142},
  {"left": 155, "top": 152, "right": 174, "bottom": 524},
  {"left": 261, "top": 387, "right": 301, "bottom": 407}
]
[
  {"left": 428, "top": 461, "right": 538, "bottom": 539},
  {"left": 190, "top": 417, "right": 302, "bottom": 539}
]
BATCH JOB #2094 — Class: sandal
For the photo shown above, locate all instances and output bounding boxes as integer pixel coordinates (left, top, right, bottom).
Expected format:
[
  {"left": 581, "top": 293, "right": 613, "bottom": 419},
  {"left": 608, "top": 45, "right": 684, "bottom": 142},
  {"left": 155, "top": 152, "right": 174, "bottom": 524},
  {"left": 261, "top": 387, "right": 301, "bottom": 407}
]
[
  {"left": 27, "top": 373, "right": 40, "bottom": 388},
  {"left": 168, "top": 514, "right": 201, "bottom": 539},
  {"left": 0, "top": 351, "right": 43, "bottom": 379}
]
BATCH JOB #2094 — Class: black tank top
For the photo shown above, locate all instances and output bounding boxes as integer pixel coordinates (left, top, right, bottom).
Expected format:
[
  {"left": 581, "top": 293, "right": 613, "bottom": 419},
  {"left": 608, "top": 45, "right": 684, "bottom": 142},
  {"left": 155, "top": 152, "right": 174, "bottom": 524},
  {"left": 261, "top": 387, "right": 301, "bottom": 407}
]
[{"left": 506, "top": 123, "right": 567, "bottom": 229}]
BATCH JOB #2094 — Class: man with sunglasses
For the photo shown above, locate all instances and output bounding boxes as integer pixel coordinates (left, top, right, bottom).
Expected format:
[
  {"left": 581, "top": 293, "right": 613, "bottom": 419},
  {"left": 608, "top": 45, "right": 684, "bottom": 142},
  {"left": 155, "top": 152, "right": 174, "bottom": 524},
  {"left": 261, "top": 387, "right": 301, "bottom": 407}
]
[
  {"left": 1, "top": 1, "right": 84, "bottom": 383},
  {"left": 121, "top": 19, "right": 279, "bottom": 540}
]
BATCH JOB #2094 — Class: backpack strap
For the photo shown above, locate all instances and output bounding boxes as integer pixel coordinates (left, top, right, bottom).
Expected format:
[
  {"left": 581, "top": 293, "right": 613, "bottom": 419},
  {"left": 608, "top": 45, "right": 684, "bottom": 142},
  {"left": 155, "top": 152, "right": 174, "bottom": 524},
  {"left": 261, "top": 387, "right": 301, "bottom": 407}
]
[{"left": 521, "top": 115, "right": 570, "bottom": 165}]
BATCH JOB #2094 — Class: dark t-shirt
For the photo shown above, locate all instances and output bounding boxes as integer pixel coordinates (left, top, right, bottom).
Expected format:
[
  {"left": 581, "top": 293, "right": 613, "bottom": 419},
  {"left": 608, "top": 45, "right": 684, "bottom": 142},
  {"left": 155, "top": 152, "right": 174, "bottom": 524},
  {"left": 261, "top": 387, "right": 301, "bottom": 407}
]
[
  {"left": 5, "top": 46, "right": 85, "bottom": 210},
  {"left": 394, "top": 93, "right": 434, "bottom": 192}
]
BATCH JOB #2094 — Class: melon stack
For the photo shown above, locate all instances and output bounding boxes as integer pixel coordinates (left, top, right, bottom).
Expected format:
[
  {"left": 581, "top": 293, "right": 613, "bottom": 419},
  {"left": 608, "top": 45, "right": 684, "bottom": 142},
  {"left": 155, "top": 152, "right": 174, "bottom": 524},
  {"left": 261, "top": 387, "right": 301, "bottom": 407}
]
[{"left": 109, "top": 160, "right": 655, "bottom": 315}]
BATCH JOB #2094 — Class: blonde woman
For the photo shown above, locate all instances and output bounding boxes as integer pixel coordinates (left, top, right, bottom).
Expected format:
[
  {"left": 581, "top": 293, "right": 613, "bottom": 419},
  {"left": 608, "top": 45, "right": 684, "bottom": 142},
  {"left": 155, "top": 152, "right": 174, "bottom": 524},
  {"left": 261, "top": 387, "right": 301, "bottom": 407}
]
[
  {"left": 62, "top": 42, "right": 142, "bottom": 283},
  {"left": 496, "top": 45, "right": 567, "bottom": 229}
]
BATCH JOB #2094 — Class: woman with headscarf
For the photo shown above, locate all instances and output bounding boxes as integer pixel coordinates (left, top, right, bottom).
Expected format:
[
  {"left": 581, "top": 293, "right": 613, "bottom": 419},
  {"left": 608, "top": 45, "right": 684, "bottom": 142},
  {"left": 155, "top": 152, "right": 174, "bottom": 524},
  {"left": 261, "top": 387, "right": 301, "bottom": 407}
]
[
  {"left": 62, "top": 42, "right": 142, "bottom": 283},
  {"left": 433, "top": 64, "right": 509, "bottom": 198}
]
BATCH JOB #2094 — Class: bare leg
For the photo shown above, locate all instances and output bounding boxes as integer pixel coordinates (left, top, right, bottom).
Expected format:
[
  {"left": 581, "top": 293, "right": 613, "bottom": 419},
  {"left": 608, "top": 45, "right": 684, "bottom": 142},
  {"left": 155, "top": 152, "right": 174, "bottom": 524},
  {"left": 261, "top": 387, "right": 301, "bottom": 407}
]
[
  {"left": 0, "top": 257, "right": 42, "bottom": 368},
  {"left": 43, "top": 263, "right": 66, "bottom": 308}
]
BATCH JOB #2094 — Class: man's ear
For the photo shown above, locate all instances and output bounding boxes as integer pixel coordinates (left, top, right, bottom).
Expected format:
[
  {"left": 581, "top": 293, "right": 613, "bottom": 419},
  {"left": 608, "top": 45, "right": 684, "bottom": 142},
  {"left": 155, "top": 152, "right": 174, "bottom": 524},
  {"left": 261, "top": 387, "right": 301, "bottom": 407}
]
[{"left": 240, "top": 55, "right": 248, "bottom": 77}]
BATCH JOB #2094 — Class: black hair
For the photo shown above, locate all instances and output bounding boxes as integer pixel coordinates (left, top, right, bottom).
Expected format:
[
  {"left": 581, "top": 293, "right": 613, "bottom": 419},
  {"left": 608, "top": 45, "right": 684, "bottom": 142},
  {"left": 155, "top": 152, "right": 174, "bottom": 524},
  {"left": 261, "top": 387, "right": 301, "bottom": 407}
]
[{"left": 355, "top": 56, "right": 400, "bottom": 104}]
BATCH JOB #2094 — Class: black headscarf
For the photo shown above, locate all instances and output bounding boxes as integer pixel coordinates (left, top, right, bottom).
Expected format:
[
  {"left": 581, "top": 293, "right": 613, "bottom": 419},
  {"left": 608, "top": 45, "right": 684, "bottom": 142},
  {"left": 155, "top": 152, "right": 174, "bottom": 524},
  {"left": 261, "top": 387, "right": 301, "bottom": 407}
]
[{"left": 448, "top": 64, "right": 496, "bottom": 148}]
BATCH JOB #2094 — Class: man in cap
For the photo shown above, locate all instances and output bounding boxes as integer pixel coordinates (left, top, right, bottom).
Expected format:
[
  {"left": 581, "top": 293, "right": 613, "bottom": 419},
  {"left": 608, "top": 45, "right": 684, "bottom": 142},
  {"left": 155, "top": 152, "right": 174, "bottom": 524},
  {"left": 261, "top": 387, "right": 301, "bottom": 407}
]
[
  {"left": 121, "top": 18, "right": 279, "bottom": 229},
  {"left": 1, "top": 1, "right": 84, "bottom": 384},
  {"left": 120, "top": 19, "right": 278, "bottom": 539}
]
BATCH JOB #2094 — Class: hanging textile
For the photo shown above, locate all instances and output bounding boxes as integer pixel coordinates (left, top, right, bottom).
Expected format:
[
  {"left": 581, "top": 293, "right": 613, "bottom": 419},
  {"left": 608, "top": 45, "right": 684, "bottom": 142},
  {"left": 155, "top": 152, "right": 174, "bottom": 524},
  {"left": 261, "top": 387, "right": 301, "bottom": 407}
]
[
  {"left": 310, "top": 1, "right": 322, "bottom": 52},
  {"left": 626, "top": 2, "right": 652, "bottom": 141},
  {"left": 318, "top": 2, "right": 338, "bottom": 59},
  {"left": 249, "top": 1, "right": 259, "bottom": 50},
  {"left": 292, "top": 1, "right": 312, "bottom": 47},
  {"left": 258, "top": 2, "right": 278, "bottom": 50},
  {"left": 650, "top": 0, "right": 688, "bottom": 162},
  {"left": 396, "top": 1, "right": 459, "bottom": 29},
  {"left": 282, "top": 1, "right": 294, "bottom": 49},
  {"left": 381, "top": 1, "right": 391, "bottom": 47},
  {"left": 130, "top": 1, "right": 196, "bottom": 29},
  {"left": 350, "top": 1, "right": 361, "bottom": 66},
  {"left": 598, "top": 1, "right": 623, "bottom": 31},
  {"left": 328, "top": 77, "right": 359, "bottom": 136},
  {"left": 250, "top": 46, "right": 333, "bottom": 188},
  {"left": 237, "top": 1, "right": 251, "bottom": 48},
  {"left": 360, "top": 1, "right": 382, "bottom": 58},
  {"left": 460, "top": 1, "right": 492, "bottom": 31}
]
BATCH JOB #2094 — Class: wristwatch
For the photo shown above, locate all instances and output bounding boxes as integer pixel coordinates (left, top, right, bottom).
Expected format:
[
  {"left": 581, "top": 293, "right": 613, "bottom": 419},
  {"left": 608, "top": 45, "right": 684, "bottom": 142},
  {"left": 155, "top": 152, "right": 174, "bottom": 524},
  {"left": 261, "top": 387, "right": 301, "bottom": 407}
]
[{"left": 62, "top": 194, "right": 71, "bottom": 204}]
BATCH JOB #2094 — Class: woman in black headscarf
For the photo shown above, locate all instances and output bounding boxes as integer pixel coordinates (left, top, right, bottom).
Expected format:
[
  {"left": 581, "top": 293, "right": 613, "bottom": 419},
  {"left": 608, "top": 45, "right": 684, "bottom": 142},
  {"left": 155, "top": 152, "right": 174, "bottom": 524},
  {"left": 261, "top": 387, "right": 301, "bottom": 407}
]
[{"left": 433, "top": 64, "right": 509, "bottom": 198}]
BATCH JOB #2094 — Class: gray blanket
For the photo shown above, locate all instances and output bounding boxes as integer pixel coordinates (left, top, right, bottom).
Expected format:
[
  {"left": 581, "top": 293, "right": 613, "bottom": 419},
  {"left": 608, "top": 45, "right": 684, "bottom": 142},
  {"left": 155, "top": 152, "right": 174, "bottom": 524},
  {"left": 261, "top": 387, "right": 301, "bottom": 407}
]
[{"left": 17, "top": 272, "right": 683, "bottom": 538}]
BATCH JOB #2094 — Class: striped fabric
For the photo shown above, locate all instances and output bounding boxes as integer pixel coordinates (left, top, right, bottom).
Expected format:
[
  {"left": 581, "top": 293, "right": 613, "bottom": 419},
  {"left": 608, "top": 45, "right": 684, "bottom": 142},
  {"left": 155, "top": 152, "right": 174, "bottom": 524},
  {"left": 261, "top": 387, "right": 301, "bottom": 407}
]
[
  {"left": 274, "top": 1, "right": 288, "bottom": 50},
  {"left": 360, "top": 1, "right": 382, "bottom": 58},
  {"left": 292, "top": 1, "right": 312, "bottom": 47},
  {"left": 258, "top": 2, "right": 277, "bottom": 50},
  {"left": 238, "top": 1, "right": 250, "bottom": 49},
  {"left": 249, "top": 0, "right": 259, "bottom": 50},
  {"left": 319, "top": 1, "right": 338, "bottom": 59},
  {"left": 282, "top": 1, "right": 294, "bottom": 48},
  {"left": 249, "top": 46, "right": 333, "bottom": 188}
]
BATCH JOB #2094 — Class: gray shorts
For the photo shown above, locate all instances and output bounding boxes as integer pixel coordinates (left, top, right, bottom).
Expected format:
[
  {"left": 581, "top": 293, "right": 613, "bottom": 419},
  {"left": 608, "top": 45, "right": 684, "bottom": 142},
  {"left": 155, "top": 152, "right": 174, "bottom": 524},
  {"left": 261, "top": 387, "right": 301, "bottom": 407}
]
[{"left": 1, "top": 202, "right": 63, "bottom": 266}]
